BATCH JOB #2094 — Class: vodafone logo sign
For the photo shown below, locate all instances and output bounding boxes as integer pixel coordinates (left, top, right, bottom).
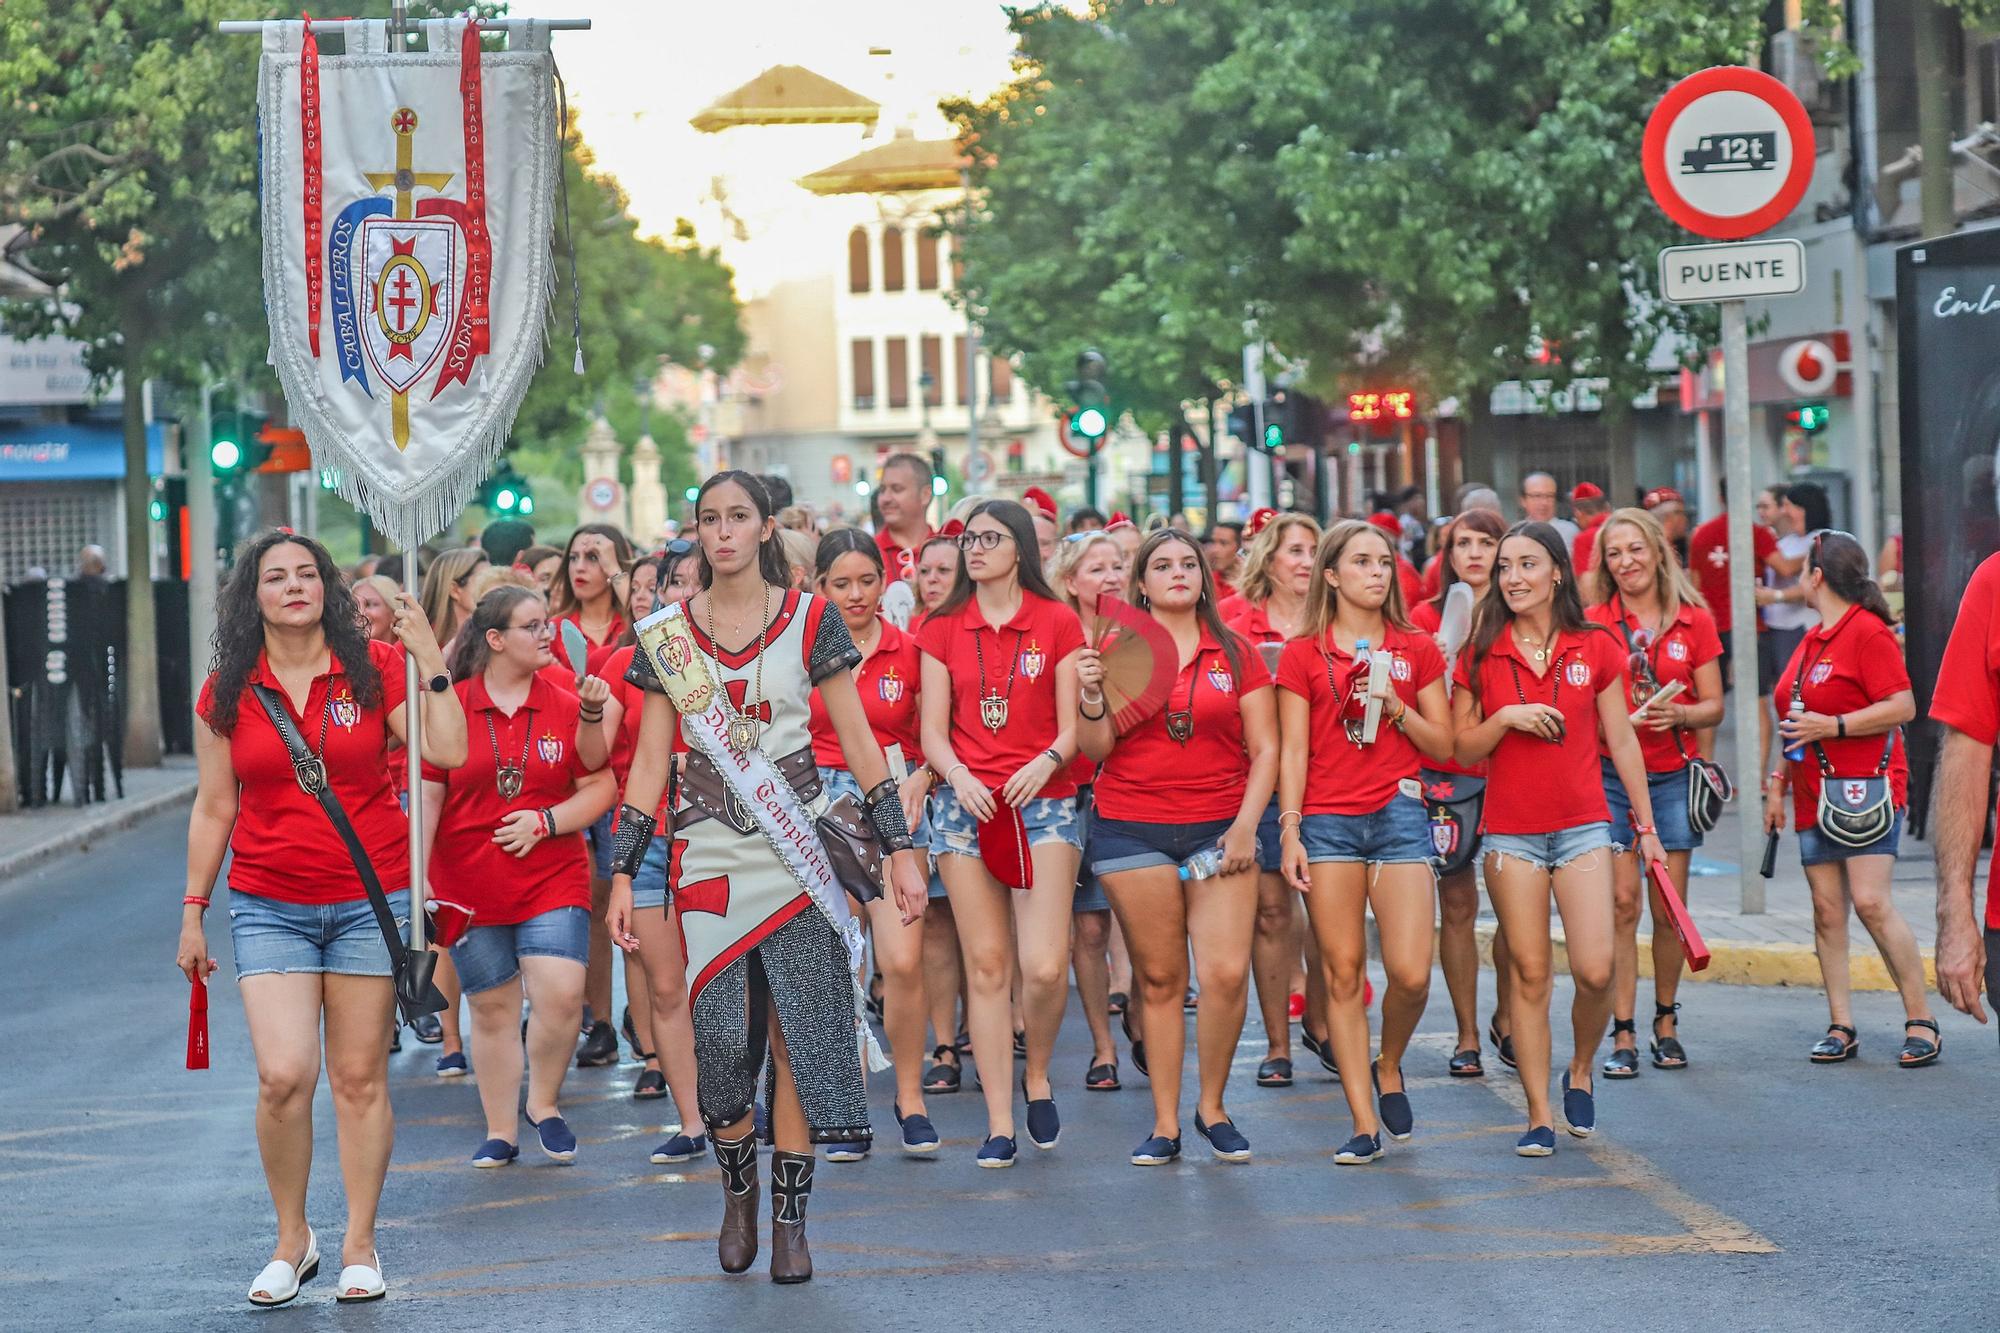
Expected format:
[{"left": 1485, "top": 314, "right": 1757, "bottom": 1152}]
[{"left": 1776, "top": 332, "right": 1851, "bottom": 398}]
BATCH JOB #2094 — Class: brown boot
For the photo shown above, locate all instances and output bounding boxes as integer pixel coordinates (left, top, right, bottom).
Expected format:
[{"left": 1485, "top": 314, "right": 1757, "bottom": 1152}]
[
  {"left": 768, "top": 1149, "right": 815, "bottom": 1284},
  {"left": 713, "top": 1132, "right": 759, "bottom": 1274}
]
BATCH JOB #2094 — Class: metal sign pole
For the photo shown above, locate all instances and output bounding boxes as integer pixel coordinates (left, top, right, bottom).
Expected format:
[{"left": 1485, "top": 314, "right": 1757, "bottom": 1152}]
[{"left": 1721, "top": 298, "right": 1764, "bottom": 914}]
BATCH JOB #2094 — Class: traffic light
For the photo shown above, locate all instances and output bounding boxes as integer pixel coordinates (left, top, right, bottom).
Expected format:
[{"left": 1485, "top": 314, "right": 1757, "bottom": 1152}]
[
  {"left": 1064, "top": 348, "right": 1111, "bottom": 448},
  {"left": 1784, "top": 402, "right": 1829, "bottom": 433},
  {"left": 481, "top": 466, "right": 534, "bottom": 516},
  {"left": 210, "top": 409, "right": 273, "bottom": 476}
]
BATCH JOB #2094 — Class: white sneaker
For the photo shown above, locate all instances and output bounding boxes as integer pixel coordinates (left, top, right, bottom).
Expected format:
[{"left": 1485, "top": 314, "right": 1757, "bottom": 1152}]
[{"left": 247, "top": 1228, "right": 318, "bottom": 1306}]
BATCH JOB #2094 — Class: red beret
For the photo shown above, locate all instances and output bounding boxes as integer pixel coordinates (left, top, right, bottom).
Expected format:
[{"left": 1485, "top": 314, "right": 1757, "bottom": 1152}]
[
  {"left": 1368, "top": 511, "right": 1403, "bottom": 538},
  {"left": 1105, "top": 510, "right": 1136, "bottom": 533},
  {"left": 1570, "top": 482, "right": 1604, "bottom": 501},
  {"left": 1643, "top": 487, "right": 1685, "bottom": 509},
  {"left": 938, "top": 518, "right": 965, "bottom": 539},
  {"left": 1021, "top": 487, "right": 1058, "bottom": 522}
]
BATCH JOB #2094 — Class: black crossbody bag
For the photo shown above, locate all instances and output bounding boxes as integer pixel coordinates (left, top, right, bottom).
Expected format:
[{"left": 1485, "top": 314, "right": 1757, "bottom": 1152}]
[
  {"left": 1787, "top": 669, "right": 1899, "bottom": 848},
  {"left": 1615, "top": 613, "right": 1732, "bottom": 834},
  {"left": 252, "top": 685, "right": 447, "bottom": 1024}
]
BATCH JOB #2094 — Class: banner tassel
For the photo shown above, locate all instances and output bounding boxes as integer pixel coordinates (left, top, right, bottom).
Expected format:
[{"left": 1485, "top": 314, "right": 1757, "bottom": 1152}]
[{"left": 555, "top": 61, "right": 584, "bottom": 375}]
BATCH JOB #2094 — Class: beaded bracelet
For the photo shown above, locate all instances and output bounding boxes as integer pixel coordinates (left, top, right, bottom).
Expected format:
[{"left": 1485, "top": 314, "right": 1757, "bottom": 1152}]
[
  {"left": 182, "top": 895, "right": 211, "bottom": 910},
  {"left": 539, "top": 808, "right": 557, "bottom": 838}
]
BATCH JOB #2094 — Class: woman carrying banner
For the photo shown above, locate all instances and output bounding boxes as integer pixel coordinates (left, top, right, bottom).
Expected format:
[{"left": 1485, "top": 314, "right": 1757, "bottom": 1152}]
[
  {"left": 1078, "top": 530, "right": 1275, "bottom": 1165},
  {"left": 1765, "top": 532, "right": 1937, "bottom": 1067},
  {"left": 550, "top": 523, "right": 636, "bottom": 1069},
  {"left": 1223, "top": 512, "right": 1329, "bottom": 1086},
  {"left": 177, "top": 530, "right": 466, "bottom": 1306},
  {"left": 609, "top": 472, "right": 927, "bottom": 1283},
  {"left": 1452, "top": 523, "right": 1665, "bottom": 1157},
  {"left": 1052, "top": 530, "right": 1130, "bottom": 1092},
  {"left": 1276, "top": 521, "right": 1453, "bottom": 1164},
  {"left": 1586, "top": 509, "right": 1724, "bottom": 1077},
  {"left": 422, "top": 586, "right": 617, "bottom": 1167},
  {"left": 806, "top": 528, "right": 941, "bottom": 1152},
  {"left": 917, "top": 499, "right": 1088, "bottom": 1167},
  {"left": 1409, "top": 509, "right": 1510, "bottom": 1076}
]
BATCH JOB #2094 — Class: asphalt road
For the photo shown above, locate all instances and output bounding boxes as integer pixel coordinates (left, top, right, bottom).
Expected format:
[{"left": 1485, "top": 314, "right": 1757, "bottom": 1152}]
[{"left": 4, "top": 806, "right": 1997, "bottom": 1331}]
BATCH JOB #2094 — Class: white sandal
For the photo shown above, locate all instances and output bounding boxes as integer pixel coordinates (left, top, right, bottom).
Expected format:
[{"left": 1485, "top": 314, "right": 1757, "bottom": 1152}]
[
  {"left": 247, "top": 1227, "right": 318, "bottom": 1306},
  {"left": 335, "top": 1251, "right": 386, "bottom": 1303}
]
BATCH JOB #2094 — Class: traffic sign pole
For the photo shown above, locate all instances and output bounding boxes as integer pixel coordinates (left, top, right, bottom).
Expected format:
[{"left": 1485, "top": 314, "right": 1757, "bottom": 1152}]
[{"left": 1721, "top": 298, "right": 1764, "bottom": 915}]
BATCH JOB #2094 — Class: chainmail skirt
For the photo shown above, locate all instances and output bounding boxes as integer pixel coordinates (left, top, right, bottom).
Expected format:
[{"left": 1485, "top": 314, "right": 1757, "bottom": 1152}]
[{"left": 691, "top": 908, "right": 872, "bottom": 1144}]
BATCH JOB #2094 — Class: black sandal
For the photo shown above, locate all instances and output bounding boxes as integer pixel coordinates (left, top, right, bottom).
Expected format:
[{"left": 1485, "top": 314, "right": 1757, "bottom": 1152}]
[
  {"left": 1257, "top": 1057, "right": 1295, "bottom": 1087},
  {"left": 1601, "top": 1020, "right": 1639, "bottom": 1079},
  {"left": 1898, "top": 1018, "right": 1943, "bottom": 1068},
  {"left": 1085, "top": 1061, "right": 1121, "bottom": 1091},
  {"left": 1488, "top": 1016, "right": 1517, "bottom": 1071},
  {"left": 1809, "top": 1023, "right": 1858, "bottom": 1063},
  {"left": 923, "top": 1045, "right": 961, "bottom": 1094},
  {"left": 1107, "top": 991, "right": 1128, "bottom": 1017},
  {"left": 1448, "top": 1047, "right": 1483, "bottom": 1078},
  {"left": 1012, "top": 1029, "right": 1027, "bottom": 1059},
  {"left": 1650, "top": 1002, "right": 1688, "bottom": 1070}
]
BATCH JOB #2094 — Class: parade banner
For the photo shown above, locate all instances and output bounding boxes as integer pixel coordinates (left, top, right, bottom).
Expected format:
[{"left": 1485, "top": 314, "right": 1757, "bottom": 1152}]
[{"left": 258, "top": 19, "right": 559, "bottom": 550}]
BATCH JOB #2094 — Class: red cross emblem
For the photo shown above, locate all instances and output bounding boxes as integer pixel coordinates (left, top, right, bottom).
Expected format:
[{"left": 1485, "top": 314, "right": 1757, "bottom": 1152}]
[
  {"left": 392, "top": 108, "right": 417, "bottom": 134},
  {"left": 671, "top": 839, "right": 732, "bottom": 918},
  {"left": 723, "top": 678, "right": 773, "bottom": 725}
]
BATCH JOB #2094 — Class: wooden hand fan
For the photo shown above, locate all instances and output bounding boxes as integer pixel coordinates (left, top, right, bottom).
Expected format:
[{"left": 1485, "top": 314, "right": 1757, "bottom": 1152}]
[{"left": 1090, "top": 595, "right": 1178, "bottom": 732}]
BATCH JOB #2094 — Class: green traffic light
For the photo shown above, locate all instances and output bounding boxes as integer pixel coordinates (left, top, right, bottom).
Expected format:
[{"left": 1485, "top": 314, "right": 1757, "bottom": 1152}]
[
  {"left": 149, "top": 498, "right": 166, "bottom": 522},
  {"left": 211, "top": 438, "right": 242, "bottom": 471},
  {"left": 495, "top": 486, "right": 519, "bottom": 512},
  {"left": 1348, "top": 440, "right": 1362, "bottom": 456},
  {"left": 684, "top": 486, "right": 700, "bottom": 502},
  {"left": 518, "top": 494, "right": 534, "bottom": 516},
  {"left": 1074, "top": 406, "right": 1108, "bottom": 439},
  {"left": 1263, "top": 423, "right": 1284, "bottom": 450}
]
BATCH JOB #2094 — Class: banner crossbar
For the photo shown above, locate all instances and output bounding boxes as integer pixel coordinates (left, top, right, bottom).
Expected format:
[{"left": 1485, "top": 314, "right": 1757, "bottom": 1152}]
[{"left": 218, "top": 19, "right": 592, "bottom": 35}]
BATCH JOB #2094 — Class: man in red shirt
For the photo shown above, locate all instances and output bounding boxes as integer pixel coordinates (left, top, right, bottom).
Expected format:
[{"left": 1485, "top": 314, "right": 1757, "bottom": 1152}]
[
  {"left": 874, "top": 452, "right": 935, "bottom": 585},
  {"left": 1927, "top": 551, "right": 2000, "bottom": 1023},
  {"left": 1569, "top": 483, "right": 1610, "bottom": 583}
]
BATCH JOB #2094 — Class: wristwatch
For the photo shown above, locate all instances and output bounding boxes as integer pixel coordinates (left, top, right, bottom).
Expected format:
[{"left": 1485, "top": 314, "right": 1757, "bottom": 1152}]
[{"left": 426, "top": 672, "right": 451, "bottom": 694}]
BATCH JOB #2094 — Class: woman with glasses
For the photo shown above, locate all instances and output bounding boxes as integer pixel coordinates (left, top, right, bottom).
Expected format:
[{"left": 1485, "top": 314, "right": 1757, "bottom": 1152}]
[
  {"left": 1586, "top": 509, "right": 1724, "bottom": 1078},
  {"left": 807, "top": 528, "right": 941, "bottom": 1153},
  {"left": 1409, "top": 509, "right": 1510, "bottom": 1077},
  {"left": 1079, "top": 530, "right": 1274, "bottom": 1165},
  {"left": 1453, "top": 522, "right": 1664, "bottom": 1157},
  {"left": 918, "top": 500, "right": 1089, "bottom": 1168},
  {"left": 420, "top": 548, "right": 489, "bottom": 660},
  {"left": 1223, "top": 513, "right": 1329, "bottom": 1088},
  {"left": 1277, "top": 522, "right": 1453, "bottom": 1164},
  {"left": 423, "top": 586, "right": 617, "bottom": 1167},
  {"left": 549, "top": 524, "right": 637, "bottom": 1067},
  {"left": 1766, "top": 531, "right": 1936, "bottom": 1066}
]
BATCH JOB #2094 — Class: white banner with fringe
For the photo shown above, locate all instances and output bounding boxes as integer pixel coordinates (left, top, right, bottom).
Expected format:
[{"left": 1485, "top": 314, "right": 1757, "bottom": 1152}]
[{"left": 258, "top": 18, "right": 557, "bottom": 550}]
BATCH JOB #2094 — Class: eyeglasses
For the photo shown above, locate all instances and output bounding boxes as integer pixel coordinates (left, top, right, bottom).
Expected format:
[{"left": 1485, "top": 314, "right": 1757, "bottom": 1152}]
[
  {"left": 506, "top": 618, "right": 552, "bottom": 638},
  {"left": 957, "top": 530, "right": 1010, "bottom": 552},
  {"left": 1807, "top": 528, "right": 1855, "bottom": 566}
]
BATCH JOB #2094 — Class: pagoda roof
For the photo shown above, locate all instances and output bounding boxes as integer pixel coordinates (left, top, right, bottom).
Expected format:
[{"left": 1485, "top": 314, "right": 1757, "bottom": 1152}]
[
  {"left": 798, "top": 133, "right": 966, "bottom": 195},
  {"left": 690, "top": 65, "right": 879, "bottom": 133}
]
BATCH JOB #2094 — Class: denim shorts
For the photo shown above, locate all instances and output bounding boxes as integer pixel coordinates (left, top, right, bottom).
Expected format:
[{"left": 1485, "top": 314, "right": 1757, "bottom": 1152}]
[
  {"left": 1090, "top": 813, "right": 1237, "bottom": 877},
  {"left": 1798, "top": 810, "right": 1903, "bottom": 867},
  {"left": 1483, "top": 824, "right": 1614, "bottom": 871},
  {"left": 1072, "top": 789, "right": 1109, "bottom": 911},
  {"left": 584, "top": 810, "right": 614, "bottom": 880},
  {"left": 632, "top": 833, "right": 671, "bottom": 912},
  {"left": 929, "top": 785, "right": 1081, "bottom": 859},
  {"left": 1300, "top": 794, "right": 1434, "bottom": 866},
  {"left": 1603, "top": 759, "right": 1700, "bottom": 854},
  {"left": 227, "top": 888, "right": 407, "bottom": 981},
  {"left": 449, "top": 905, "right": 591, "bottom": 995},
  {"left": 1255, "top": 800, "right": 1283, "bottom": 875}
]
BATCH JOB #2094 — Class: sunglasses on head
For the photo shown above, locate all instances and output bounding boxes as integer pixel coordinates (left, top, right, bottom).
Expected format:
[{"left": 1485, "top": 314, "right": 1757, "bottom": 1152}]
[{"left": 663, "top": 538, "right": 696, "bottom": 557}]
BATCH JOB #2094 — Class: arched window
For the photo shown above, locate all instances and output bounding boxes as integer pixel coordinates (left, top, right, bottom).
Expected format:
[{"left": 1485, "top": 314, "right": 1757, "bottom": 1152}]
[
  {"left": 847, "top": 227, "right": 870, "bottom": 293},
  {"left": 880, "top": 226, "right": 905, "bottom": 292},
  {"left": 915, "top": 230, "right": 940, "bottom": 290}
]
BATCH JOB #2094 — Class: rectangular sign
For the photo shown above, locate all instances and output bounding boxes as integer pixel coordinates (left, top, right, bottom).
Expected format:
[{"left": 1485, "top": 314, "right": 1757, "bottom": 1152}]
[{"left": 1658, "top": 238, "right": 1806, "bottom": 304}]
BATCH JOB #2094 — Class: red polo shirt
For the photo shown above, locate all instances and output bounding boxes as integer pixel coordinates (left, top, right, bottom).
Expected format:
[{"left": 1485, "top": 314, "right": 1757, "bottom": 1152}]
[
  {"left": 423, "top": 672, "right": 598, "bottom": 925},
  {"left": 809, "top": 616, "right": 923, "bottom": 769},
  {"left": 1571, "top": 517, "right": 1606, "bottom": 578},
  {"left": 916, "top": 592, "right": 1086, "bottom": 798},
  {"left": 1929, "top": 552, "right": 2000, "bottom": 926},
  {"left": 555, "top": 608, "right": 627, "bottom": 678},
  {"left": 1688, "top": 514, "right": 1778, "bottom": 634},
  {"left": 1455, "top": 627, "right": 1626, "bottom": 833},
  {"left": 1774, "top": 606, "right": 1910, "bottom": 833},
  {"left": 1420, "top": 552, "right": 1445, "bottom": 602},
  {"left": 198, "top": 639, "right": 411, "bottom": 906},
  {"left": 876, "top": 525, "right": 933, "bottom": 585},
  {"left": 1586, "top": 596, "right": 1723, "bottom": 773},
  {"left": 1397, "top": 556, "right": 1425, "bottom": 609},
  {"left": 1410, "top": 599, "right": 1483, "bottom": 778},
  {"left": 1277, "top": 626, "right": 1444, "bottom": 815},
  {"left": 599, "top": 644, "right": 644, "bottom": 787},
  {"left": 1095, "top": 632, "right": 1272, "bottom": 822}
]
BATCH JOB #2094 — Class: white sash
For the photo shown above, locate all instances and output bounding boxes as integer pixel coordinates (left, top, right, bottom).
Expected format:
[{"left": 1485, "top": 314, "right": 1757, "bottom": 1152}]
[{"left": 637, "top": 602, "right": 889, "bottom": 1072}]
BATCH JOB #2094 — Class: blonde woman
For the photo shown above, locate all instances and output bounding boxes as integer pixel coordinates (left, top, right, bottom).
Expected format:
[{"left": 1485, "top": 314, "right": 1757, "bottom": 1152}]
[{"left": 420, "top": 547, "right": 489, "bottom": 662}]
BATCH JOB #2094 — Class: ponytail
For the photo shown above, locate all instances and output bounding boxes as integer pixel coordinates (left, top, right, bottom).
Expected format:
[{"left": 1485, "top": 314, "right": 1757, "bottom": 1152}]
[
  {"left": 1807, "top": 530, "right": 1894, "bottom": 625},
  {"left": 448, "top": 584, "right": 543, "bottom": 681}
]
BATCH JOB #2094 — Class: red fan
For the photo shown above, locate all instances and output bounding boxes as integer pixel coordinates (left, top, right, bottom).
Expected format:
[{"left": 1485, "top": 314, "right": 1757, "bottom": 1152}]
[
  {"left": 1649, "top": 859, "right": 1711, "bottom": 972},
  {"left": 978, "top": 805, "right": 1033, "bottom": 889},
  {"left": 1086, "top": 594, "right": 1177, "bottom": 733},
  {"left": 187, "top": 974, "right": 210, "bottom": 1071}
]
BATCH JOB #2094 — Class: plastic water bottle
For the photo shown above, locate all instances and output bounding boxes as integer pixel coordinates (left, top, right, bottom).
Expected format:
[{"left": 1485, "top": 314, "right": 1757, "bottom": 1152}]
[
  {"left": 1179, "top": 843, "right": 1227, "bottom": 882},
  {"left": 1783, "top": 701, "right": 1808, "bottom": 764},
  {"left": 1341, "top": 639, "right": 1374, "bottom": 726}
]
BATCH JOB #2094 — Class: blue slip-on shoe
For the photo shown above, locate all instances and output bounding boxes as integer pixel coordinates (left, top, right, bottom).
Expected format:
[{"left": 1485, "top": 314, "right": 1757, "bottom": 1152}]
[
  {"left": 435, "top": 1051, "right": 468, "bottom": 1078},
  {"left": 1334, "top": 1132, "right": 1383, "bottom": 1165},
  {"left": 1561, "top": 1073, "right": 1596, "bottom": 1138},
  {"left": 649, "top": 1132, "right": 705, "bottom": 1165},
  {"left": 1373, "top": 1062, "right": 1413, "bottom": 1142},
  {"left": 1195, "top": 1115, "right": 1252, "bottom": 1163},
  {"left": 471, "top": 1138, "right": 519, "bottom": 1168},
  {"left": 1130, "top": 1133, "right": 1182, "bottom": 1166},
  {"left": 1023, "top": 1079, "right": 1061, "bottom": 1150},
  {"left": 895, "top": 1106, "right": 940, "bottom": 1155},
  {"left": 976, "top": 1135, "right": 1017, "bottom": 1168},
  {"left": 527, "top": 1113, "right": 577, "bottom": 1163},
  {"left": 824, "top": 1137, "right": 872, "bottom": 1163},
  {"left": 1515, "top": 1126, "right": 1557, "bottom": 1158}
]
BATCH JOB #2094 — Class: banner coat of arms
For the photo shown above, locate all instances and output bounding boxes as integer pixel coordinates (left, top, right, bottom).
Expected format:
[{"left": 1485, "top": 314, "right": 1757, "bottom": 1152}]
[{"left": 259, "top": 18, "right": 558, "bottom": 550}]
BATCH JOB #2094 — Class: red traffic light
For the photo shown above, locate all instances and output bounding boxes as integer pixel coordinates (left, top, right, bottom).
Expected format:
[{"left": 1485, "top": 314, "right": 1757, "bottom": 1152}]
[{"left": 1347, "top": 390, "right": 1416, "bottom": 423}]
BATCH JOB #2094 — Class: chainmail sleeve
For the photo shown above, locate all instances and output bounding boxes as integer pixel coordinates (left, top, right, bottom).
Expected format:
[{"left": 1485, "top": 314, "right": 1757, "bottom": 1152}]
[
  {"left": 624, "top": 639, "right": 668, "bottom": 695},
  {"left": 808, "top": 601, "right": 863, "bottom": 684}
]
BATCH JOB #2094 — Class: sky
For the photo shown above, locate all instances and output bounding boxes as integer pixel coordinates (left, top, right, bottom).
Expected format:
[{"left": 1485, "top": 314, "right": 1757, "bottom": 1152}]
[{"left": 510, "top": 0, "right": 1033, "bottom": 246}]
